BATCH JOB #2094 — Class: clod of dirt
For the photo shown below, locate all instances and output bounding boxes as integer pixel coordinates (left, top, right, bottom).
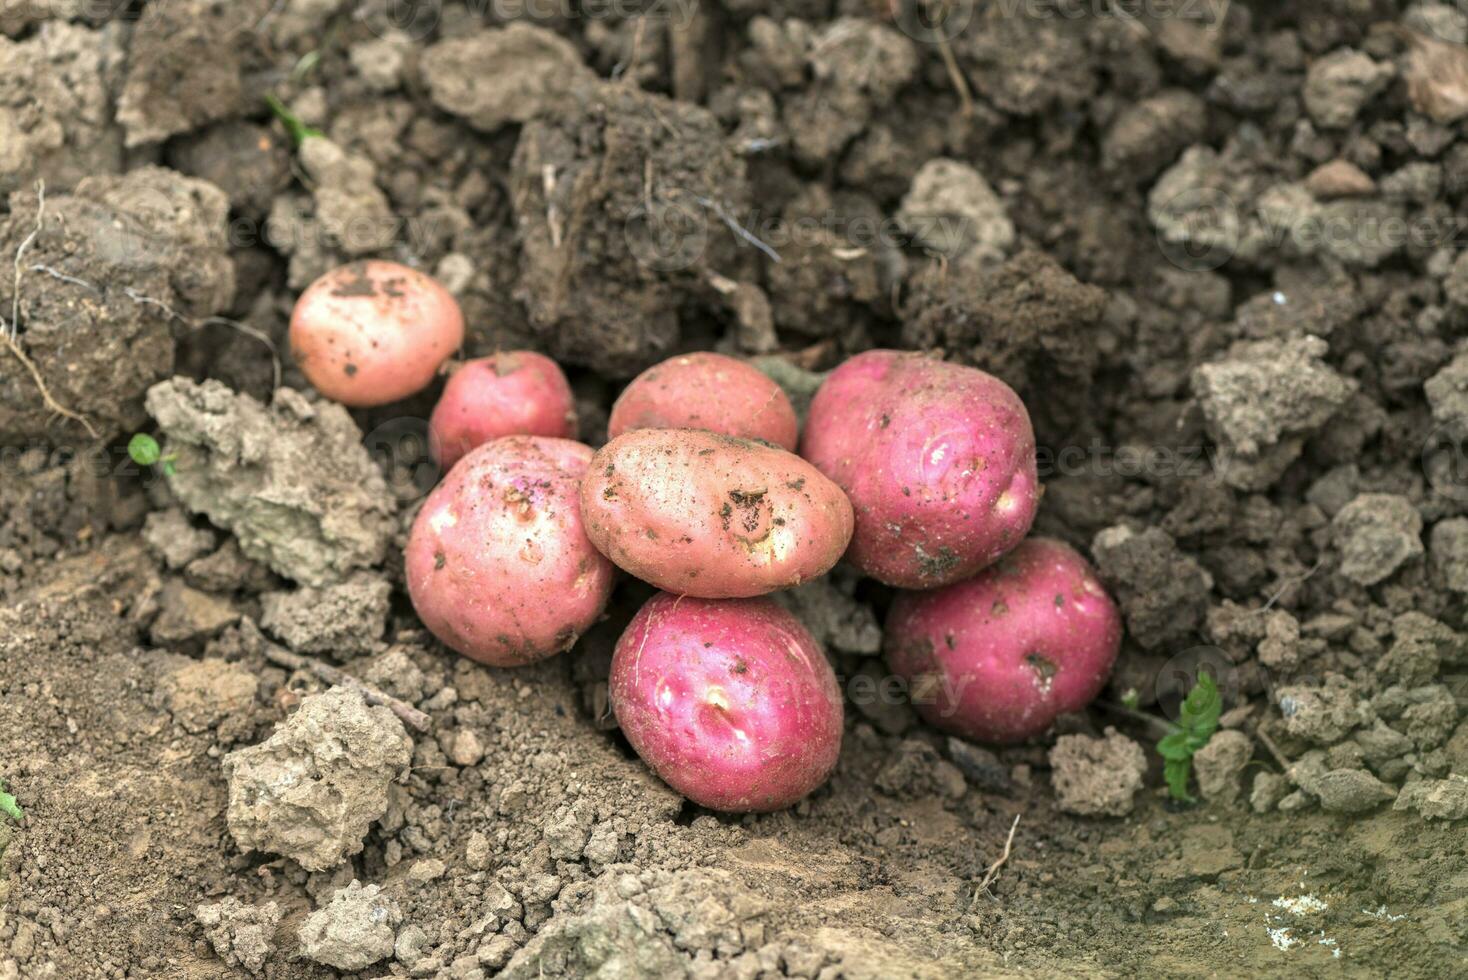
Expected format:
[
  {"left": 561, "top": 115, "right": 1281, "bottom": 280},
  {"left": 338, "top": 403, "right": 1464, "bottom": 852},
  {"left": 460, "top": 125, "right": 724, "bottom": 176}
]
[
  {"left": 423, "top": 24, "right": 595, "bottom": 132},
  {"left": 1394, "top": 775, "right": 1468, "bottom": 820},
  {"left": 1431, "top": 518, "right": 1468, "bottom": 593},
  {"left": 1380, "top": 613, "right": 1460, "bottom": 688},
  {"left": 1250, "top": 771, "right": 1289, "bottom": 813},
  {"left": 1048, "top": 728, "right": 1147, "bottom": 818},
  {"left": 1192, "top": 335, "right": 1356, "bottom": 490},
  {"left": 144, "top": 379, "right": 398, "bottom": 586},
  {"left": 142, "top": 509, "right": 218, "bottom": 571},
  {"left": 1102, "top": 90, "right": 1208, "bottom": 182},
  {"left": 185, "top": 538, "right": 278, "bottom": 594},
  {"left": 222, "top": 687, "right": 411, "bottom": 871},
  {"left": 149, "top": 578, "right": 241, "bottom": 647},
  {"left": 297, "top": 137, "right": 398, "bottom": 256},
  {"left": 260, "top": 573, "right": 391, "bottom": 659},
  {"left": 1256, "top": 610, "right": 1302, "bottom": 670},
  {"left": 1331, "top": 493, "right": 1425, "bottom": 587},
  {"left": 956, "top": 7, "right": 1094, "bottom": 116},
  {"left": 1091, "top": 525, "right": 1212, "bottom": 650},
  {"left": 1302, "top": 48, "right": 1394, "bottom": 129},
  {"left": 1374, "top": 684, "right": 1460, "bottom": 751},
  {"left": 162, "top": 656, "right": 258, "bottom": 735},
  {"left": 1, "top": 167, "right": 235, "bottom": 442},
  {"left": 1425, "top": 349, "right": 1468, "bottom": 427},
  {"left": 0, "top": 21, "right": 124, "bottom": 196},
  {"left": 296, "top": 880, "right": 402, "bottom": 971},
  {"left": 501, "top": 868, "right": 767, "bottom": 979},
  {"left": 167, "top": 122, "right": 294, "bottom": 219},
  {"left": 349, "top": 29, "right": 414, "bottom": 93},
  {"left": 116, "top": 0, "right": 262, "bottom": 147},
  {"left": 774, "top": 573, "right": 880, "bottom": 656},
  {"left": 1402, "top": 30, "right": 1468, "bottom": 124},
  {"left": 1193, "top": 730, "right": 1253, "bottom": 805},
  {"left": 895, "top": 158, "right": 1014, "bottom": 267},
  {"left": 1308, "top": 769, "right": 1397, "bottom": 814},
  {"left": 1277, "top": 677, "right": 1371, "bottom": 744},
  {"left": 946, "top": 737, "right": 1014, "bottom": 795},
  {"left": 195, "top": 898, "right": 281, "bottom": 976},
  {"left": 784, "top": 18, "right": 917, "bottom": 166},
  {"left": 510, "top": 82, "right": 752, "bottom": 376},
  {"left": 1305, "top": 159, "right": 1377, "bottom": 199},
  {"left": 875, "top": 739, "right": 967, "bottom": 801}
]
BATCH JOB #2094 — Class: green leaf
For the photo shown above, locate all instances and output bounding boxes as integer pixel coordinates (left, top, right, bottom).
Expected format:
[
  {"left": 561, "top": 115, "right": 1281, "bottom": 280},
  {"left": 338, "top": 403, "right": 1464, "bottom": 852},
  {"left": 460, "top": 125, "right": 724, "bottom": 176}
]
[
  {"left": 265, "top": 94, "right": 324, "bottom": 147},
  {"left": 127, "top": 433, "right": 162, "bottom": 467},
  {"left": 1164, "top": 757, "right": 1195, "bottom": 803},
  {"left": 1157, "top": 731, "right": 1194, "bottom": 762},
  {"left": 1177, "top": 671, "right": 1222, "bottom": 741},
  {"left": 0, "top": 781, "right": 22, "bottom": 822}
]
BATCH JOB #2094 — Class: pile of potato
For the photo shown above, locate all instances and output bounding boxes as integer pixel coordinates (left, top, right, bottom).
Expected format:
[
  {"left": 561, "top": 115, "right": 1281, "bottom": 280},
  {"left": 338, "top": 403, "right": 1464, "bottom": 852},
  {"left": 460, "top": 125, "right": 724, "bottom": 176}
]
[{"left": 291, "top": 261, "right": 1122, "bottom": 812}]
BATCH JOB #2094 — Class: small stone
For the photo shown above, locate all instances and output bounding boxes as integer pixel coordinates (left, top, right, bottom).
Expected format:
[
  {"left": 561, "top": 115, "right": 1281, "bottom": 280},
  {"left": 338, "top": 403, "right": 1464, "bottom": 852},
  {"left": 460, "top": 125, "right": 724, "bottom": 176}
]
[
  {"left": 1250, "top": 771, "right": 1289, "bottom": 813},
  {"left": 465, "top": 831, "right": 493, "bottom": 871},
  {"left": 1332, "top": 493, "right": 1424, "bottom": 586},
  {"left": 1394, "top": 774, "right": 1468, "bottom": 820},
  {"left": 1312, "top": 769, "right": 1396, "bottom": 814},
  {"left": 409, "top": 858, "right": 446, "bottom": 884},
  {"left": 1193, "top": 730, "right": 1253, "bottom": 804},
  {"left": 149, "top": 579, "right": 240, "bottom": 646},
  {"left": 1305, "top": 159, "right": 1376, "bottom": 199},
  {"left": 1048, "top": 728, "right": 1147, "bottom": 818},
  {"left": 1277, "top": 789, "right": 1314, "bottom": 812},
  {"left": 447, "top": 729, "right": 486, "bottom": 768},
  {"left": 296, "top": 880, "right": 401, "bottom": 971}
]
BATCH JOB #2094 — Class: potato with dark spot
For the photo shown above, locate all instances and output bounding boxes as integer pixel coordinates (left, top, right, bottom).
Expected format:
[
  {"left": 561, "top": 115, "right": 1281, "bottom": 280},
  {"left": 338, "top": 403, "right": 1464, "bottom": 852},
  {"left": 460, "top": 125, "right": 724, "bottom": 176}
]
[
  {"left": 884, "top": 538, "right": 1121, "bottom": 743},
  {"left": 580, "top": 428, "right": 853, "bottom": 598},
  {"left": 801, "top": 350, "right": 1039, "bottom": 589},
  {"left": 609, "top": 352, "right": 800, "bottom": 450},
  {"left": 290, "top": 260, "right": 464, "bottom": 407},
  {"left": 405, "top": 436, "right": 615, "bottom": 667}
]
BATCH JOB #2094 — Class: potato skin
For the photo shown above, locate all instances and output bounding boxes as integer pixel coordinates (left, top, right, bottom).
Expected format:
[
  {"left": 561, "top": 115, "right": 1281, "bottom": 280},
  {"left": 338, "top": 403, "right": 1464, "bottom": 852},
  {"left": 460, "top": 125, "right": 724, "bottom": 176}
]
[
  {"left": 611, "top": 593, "right": 843, "bottom": 812},
  {"left": 405, "top": 436, "right": 615, "bottom": 667},
  {"left": 579, "top": 428, "right": 854, "bottom": 599},
  {"left": 290, "top": 260, "right": 464, "bottom": 407},
  {"left": 608, "top": 352, "right": 799, "bottom": 450},
  {"left": 429, "top": 352, "right": 577, "bottom": 471},
  {"left": 800, "top": 350, "right": 1039, "bottom": 589},
  {"left": 884, "top": 538, "right": 1121, "bottom": 743}
]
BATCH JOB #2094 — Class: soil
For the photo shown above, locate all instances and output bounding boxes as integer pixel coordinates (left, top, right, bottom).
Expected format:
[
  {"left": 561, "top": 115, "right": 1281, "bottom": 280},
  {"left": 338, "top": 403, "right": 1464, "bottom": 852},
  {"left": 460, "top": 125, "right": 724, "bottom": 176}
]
[{"left": 2, "top": 3, "right": 1468, "bottom": 978}]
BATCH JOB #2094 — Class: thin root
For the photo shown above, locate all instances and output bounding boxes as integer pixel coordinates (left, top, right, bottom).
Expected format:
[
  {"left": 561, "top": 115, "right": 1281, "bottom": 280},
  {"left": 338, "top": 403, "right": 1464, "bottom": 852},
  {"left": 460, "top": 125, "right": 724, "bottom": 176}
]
[
  {"left": 262, "top": 642, "right": 433, "bottom": 733},
  {"left": 974, "top": 813, "right": 1021, "bottom": 903}
]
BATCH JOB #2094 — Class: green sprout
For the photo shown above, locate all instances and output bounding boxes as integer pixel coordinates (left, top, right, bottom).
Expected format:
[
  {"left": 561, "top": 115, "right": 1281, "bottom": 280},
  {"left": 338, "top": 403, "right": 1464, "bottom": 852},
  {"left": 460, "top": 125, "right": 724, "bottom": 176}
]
[
  {"left": 0, "top": 779, "right": 21, "bottom": 823},
  {"left": 265, "top": 94, "right": 324, "bottom": 147},
  {"left": 1156, "top": 672, "right": 1222, "bottom": 803},
  {"left": 128, "top": 433, "right": 177, "bottom": 477}
]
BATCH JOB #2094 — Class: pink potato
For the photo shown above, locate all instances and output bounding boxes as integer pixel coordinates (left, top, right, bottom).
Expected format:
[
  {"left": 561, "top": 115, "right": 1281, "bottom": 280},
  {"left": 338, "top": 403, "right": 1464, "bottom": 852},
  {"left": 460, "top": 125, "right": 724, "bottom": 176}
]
[
  {"left": 884, "top": 538, "right": 1122, "bottom": 743},
  {"left": 290, "top": 260, "right": 465, "bottom": 407},
  {"left": 405, "top": 436, "right": 615, "bottom": 667},
  {"left": 611, "top": 592, "right": 843, "bottom": 812},
  {"left": 579, "top": 428, "right": 854, "bottom": 599},
  {"left": 800, "top": 350, "right": 1039, "bottom": 589},
  {"left": 608, "top": 352, "right": 800, "bottom": 450},
  {"left": 429, "top": 352, "right": 577, "bottom": 471}
]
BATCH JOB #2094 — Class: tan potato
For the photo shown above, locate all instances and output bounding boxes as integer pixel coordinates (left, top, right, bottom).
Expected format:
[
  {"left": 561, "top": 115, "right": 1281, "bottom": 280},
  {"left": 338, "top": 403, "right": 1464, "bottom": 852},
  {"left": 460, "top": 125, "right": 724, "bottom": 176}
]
[
  {"left": 290, "top": 260, "right": 464, "bottom": 407},
  {"left": 580, "top": 428, "right": 853, "bottom": 598}
]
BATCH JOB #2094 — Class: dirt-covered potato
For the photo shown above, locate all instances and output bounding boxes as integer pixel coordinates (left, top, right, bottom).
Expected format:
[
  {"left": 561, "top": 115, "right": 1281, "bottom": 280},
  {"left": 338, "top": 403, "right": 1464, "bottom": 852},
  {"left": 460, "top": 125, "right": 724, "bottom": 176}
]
[
  {"left": 611, "top": 592, "right": 843, "bottom": 812},
  {"left": 800, "top": 350, "right": 1039, "bottom": 589},
  {"left": 608, "top": 352, "right": 800, "bottom": 450},
  {"left": 405, "top": 436, "right": 615, "bottom": 667},
  {"left": 885, "top": 538, "right": 1122, "bottom": 743},
  {"left": 290, "top": 260, "right": 464, "bottom": 407},
  {"left": 579, "top": 428, "right": 853, "bottom": 598},
  {"left": 429, "top": 352, "right": 577, "bottom": 471}
]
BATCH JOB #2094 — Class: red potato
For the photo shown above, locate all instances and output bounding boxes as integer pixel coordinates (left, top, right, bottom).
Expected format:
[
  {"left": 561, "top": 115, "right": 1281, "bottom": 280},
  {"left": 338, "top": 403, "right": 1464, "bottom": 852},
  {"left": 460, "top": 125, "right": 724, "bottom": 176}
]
[
  {"left": 405, "top": 436, "right": 615, "bottom": 667},
  {"left": 800, "top": 350, "right": 1039, "bottom": 589},
  {"left": 884, "top": 538, "right": 1122, "bottom": 743},
  {"left": 608, "top": 352, "right": 800, "bottom": 450},
  {"left": 579, "top": 428, "right": 854, "bottom": 598},
  {"left": 611, "top": 592, "right": 843, "bottom": 812},
  {"left": 290, "top": 260, "right": 464, "bottom": 407},
  {"left": 429, "top": 352, "right": 577, "bottom": 471}
]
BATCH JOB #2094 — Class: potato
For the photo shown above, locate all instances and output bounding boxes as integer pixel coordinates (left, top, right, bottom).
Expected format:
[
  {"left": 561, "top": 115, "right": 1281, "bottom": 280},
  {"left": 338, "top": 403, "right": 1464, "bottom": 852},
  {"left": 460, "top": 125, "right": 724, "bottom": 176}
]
[
  {"left": 579, "top": 428, "right": 854, "bottom": 598},
  {"left": 290, "top": 260, "right": 464, "bottom": 407},
  {"left": 609, "top": 352, "right": 800, "bottom": 450},
  {"left": 800, "top": 350, "right": 1039, "bottom": 589},
  {"left": 884, "top": 538, "right": 1121, "bottom": 743},
  {"left": 611, "top": 592, "right": 843, "bottom": 812},
  {"left": 405, "top": 436, "right": 615, "bottom": 667},
  {"left": 429, "top": 352, "right": 577, "bottom": 471}
]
